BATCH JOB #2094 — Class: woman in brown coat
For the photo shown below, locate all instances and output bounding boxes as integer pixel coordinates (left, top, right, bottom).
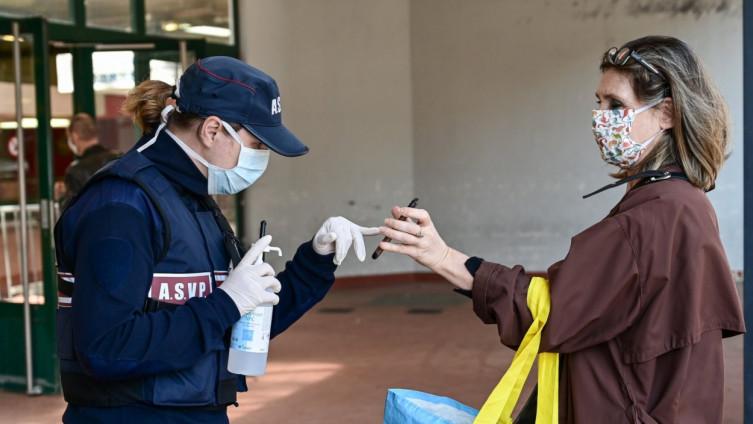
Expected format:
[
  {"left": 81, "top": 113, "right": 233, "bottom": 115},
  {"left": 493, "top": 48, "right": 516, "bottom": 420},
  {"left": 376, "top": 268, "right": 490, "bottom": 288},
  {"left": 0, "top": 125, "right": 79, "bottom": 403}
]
[{"left": 378, "top": 36, "right": 745, "bottom": 423}]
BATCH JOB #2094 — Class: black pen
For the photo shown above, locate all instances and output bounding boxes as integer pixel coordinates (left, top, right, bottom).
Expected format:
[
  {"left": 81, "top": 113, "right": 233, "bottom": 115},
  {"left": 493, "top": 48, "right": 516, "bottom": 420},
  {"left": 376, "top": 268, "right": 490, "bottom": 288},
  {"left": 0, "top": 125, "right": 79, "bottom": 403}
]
[
  {"left": 372, "top": 198, "right": 419, "bottom": 260},
  {"left": 259, "top": 220, "right": 267, "bottom": 262}
]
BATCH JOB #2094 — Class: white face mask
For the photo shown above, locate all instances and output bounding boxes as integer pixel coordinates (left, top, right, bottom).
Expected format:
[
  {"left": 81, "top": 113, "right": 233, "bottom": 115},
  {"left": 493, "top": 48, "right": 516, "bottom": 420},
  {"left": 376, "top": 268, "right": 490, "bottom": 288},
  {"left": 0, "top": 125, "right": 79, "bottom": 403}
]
[
  {"left": 67, "top": 137, "right": 79, "bottom": 156},
  {"left": 138, "top": 106, "right": 270, "bottom": 195}
]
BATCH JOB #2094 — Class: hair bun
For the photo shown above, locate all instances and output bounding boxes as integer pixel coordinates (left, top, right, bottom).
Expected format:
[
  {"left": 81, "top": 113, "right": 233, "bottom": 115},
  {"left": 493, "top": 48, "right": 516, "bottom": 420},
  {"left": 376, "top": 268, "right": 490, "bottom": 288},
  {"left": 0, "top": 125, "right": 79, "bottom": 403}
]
[{"left": 122, "top": 80, "right": 174, "bottom": 134}]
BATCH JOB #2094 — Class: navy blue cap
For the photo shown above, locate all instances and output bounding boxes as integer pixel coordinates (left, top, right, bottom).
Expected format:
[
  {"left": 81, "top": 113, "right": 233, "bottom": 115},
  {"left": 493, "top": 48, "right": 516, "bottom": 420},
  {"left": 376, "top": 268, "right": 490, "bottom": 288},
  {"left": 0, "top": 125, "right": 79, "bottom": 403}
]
[{"left": 176, "top": 56, "right": 308, "bottom": 157}]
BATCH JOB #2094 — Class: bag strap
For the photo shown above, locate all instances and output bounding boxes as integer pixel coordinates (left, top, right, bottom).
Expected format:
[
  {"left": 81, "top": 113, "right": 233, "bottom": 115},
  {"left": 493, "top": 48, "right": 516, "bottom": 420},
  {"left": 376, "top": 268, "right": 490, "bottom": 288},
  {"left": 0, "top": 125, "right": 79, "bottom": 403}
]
[
  {"left": 473, "top": 277, "right": 559, "bottom": 424},
  {"left": 195, "top": 195, "right": 246, "bottom": 268}
]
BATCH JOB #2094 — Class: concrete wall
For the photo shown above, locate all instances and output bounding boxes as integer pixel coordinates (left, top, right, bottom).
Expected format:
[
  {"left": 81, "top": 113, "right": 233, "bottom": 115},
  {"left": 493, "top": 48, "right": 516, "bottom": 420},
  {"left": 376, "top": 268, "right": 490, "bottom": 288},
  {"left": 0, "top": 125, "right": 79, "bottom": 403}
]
[
  {"left": 410, "top": 0, "right": 743, "bottom": 271},
  {"left": 239, "top": 0, "right": 418, "bottom": 275},
  {"left": 239, "top": 0, "right": 743, "bottom": 275}
]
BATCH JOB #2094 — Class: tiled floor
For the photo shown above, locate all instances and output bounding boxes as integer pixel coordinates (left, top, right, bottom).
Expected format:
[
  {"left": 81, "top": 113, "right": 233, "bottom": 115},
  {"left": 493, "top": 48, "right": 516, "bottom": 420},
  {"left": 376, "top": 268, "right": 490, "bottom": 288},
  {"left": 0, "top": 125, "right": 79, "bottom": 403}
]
[{"left": 0, "top": 281, "right": 744, "bottom": 423}]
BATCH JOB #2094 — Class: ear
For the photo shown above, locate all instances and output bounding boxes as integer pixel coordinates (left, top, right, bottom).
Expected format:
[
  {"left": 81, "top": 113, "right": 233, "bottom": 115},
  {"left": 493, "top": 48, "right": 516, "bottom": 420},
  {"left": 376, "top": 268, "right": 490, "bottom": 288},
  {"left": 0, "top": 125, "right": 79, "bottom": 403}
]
[
  {"left": 198, "top": 116, "right": 223, "bottom": 148},
  {"left": 657, "top": 98, "right": 674, "bottom": 130}
]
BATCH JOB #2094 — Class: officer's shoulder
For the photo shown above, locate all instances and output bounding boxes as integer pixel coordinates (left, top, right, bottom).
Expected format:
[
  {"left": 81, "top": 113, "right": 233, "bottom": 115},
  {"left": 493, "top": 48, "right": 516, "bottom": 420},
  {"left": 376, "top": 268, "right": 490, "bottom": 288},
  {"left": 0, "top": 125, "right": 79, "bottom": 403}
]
[{"left": 73, "top": 177, "right": 158, "bottom": 221}]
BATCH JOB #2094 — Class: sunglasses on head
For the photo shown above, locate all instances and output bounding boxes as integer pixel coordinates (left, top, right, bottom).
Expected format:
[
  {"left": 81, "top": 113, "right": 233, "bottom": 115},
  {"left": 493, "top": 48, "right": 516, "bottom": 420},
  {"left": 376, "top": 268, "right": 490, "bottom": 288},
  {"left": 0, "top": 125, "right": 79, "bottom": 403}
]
[{"left": 605, "top": 46, "right": 666, "bottom": 82}]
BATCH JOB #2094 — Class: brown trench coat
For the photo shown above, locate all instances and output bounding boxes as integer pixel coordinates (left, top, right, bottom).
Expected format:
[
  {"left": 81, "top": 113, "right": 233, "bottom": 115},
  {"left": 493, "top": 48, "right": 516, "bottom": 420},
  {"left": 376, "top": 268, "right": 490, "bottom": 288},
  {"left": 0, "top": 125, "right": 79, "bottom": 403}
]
[{"left": 471, "top": 175, "right": 745, "bottom": 423}]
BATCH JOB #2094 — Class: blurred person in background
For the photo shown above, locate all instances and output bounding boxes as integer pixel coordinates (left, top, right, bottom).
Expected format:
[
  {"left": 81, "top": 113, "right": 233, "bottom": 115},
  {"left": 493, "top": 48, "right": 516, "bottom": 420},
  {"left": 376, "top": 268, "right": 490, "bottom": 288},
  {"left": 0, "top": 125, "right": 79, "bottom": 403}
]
[{"left": 54, "top": 113, "right": 118, "bottom": 208}]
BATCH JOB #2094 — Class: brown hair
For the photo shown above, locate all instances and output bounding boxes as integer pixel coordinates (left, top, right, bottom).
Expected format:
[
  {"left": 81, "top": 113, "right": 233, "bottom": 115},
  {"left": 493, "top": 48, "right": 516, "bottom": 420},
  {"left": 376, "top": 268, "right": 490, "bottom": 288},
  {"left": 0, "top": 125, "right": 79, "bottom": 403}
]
[
  {"left": 68, "top": 113, "right": 98, "bottom": 141},
  {"left": 122, "top": 79, "right": 240, "bottom": 136},
  {"left": 600, "top": 36, "right": 729, "bottom": 191},
  {"left": 122, "top": 80, "right": 181, "bottom": 134}
]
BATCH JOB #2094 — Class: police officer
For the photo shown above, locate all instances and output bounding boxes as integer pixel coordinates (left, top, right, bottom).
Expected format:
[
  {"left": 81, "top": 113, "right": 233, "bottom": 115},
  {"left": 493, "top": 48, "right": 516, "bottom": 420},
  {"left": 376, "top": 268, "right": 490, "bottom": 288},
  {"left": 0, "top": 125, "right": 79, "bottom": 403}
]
[{"left": 55, "top": 56, "right": 378, "bottom": 423}]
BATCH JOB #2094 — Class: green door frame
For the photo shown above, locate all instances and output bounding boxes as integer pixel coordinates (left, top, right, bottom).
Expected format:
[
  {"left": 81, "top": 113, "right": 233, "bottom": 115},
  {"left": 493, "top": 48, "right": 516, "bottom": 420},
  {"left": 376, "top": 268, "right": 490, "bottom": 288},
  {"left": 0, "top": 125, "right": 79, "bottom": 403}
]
[
  {"left": 0, "top": 0, "right": 242, "bottom": 393},
  {"left": 0, "top": 16, "right": 56, "bottom": 394}
]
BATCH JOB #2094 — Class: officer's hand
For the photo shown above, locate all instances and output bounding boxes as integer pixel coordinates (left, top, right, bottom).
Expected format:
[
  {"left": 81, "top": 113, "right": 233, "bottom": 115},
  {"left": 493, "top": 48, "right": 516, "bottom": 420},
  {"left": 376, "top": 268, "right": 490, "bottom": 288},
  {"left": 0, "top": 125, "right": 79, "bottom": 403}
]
[
  {"left": 313, "top": 217, "right": 380, "bottom": 265},
  {"left": 219, "top": 235, "right": 282, "bottom": 316}
]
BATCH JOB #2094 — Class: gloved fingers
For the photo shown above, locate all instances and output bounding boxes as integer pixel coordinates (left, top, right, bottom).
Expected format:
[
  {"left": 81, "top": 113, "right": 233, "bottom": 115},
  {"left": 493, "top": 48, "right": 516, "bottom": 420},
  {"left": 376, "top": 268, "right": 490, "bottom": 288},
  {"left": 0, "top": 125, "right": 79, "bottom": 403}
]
[
  {"left": 251, "top": 262, "right": 276, "bottom": 278},
  {"left": 260, "top": 276, "right": 282, "bottom": 293},
  {"left": 358, "top": 226, "right": 381, "bottom": 236},
  {"left": 239, "top": 235, "right": 273, "bottom": 267},
  {"left": 334, "top": 227, "right": 354, "bottom": 266},
  {"left": 260, "top": 291, "right": 280, "bottom": 306},
  {"left": 383, "top": 217, "right": 422, "bottom": 236},
  {"left": 351, "top": 226, "right": 366, "bottom": 262},
  {"left": 316, "top": 231, "right": 338, "bottom": 246}
]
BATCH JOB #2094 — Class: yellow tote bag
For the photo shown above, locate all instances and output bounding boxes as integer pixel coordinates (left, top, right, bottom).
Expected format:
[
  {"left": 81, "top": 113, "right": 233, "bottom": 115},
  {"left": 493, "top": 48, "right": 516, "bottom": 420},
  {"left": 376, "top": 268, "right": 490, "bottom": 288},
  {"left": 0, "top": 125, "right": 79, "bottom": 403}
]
[{"left": 473, "top": 277, "right": 559, "bottom": 424}]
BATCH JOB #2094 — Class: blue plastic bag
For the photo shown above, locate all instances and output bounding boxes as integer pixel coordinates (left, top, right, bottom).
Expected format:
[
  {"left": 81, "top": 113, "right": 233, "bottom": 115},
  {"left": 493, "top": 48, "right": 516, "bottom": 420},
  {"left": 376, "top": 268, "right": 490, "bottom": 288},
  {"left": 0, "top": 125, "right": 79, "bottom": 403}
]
[{"left": 384, "top": 389, "right": 479, "bottom": 424}]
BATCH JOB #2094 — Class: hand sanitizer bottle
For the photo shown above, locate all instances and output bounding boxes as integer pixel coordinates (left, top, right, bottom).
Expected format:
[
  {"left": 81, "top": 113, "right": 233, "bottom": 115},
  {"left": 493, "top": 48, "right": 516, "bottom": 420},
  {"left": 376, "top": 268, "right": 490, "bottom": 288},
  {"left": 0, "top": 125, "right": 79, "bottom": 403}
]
[{"left": 227, "top": 244, "right": 282, "bottom": 376}]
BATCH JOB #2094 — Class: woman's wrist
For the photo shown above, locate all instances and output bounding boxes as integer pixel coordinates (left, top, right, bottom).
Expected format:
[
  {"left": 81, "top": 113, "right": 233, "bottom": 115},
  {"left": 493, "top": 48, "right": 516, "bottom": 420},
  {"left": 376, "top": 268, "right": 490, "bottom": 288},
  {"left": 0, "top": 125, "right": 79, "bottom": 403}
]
[{"left": 433, "top": 247, "right": 473, "bottom": 290}]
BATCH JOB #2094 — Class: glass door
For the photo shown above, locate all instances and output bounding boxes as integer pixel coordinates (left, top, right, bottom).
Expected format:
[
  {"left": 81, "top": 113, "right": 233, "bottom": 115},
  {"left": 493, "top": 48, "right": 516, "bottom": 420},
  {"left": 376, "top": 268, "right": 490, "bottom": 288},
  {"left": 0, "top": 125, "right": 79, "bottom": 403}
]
[
  {"left": 0, "top": 30, "right": 46, "bottom": 305},
  {"left": 0, "top": 10, "right": 240, "bottom": 394},
  {"left": 0, "top": 17, "right": 58, "bottom": 395}
]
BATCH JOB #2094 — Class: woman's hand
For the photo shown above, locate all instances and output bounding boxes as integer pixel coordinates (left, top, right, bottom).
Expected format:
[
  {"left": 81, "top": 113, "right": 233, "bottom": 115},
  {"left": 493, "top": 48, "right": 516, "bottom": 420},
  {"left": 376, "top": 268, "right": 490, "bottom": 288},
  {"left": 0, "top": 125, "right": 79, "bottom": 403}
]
[
  {"left": 378, "top": 207, "right": 474, "bottom": 290},
  {"left": 378, "top": 207, "right": 450, "bottom": 269}
]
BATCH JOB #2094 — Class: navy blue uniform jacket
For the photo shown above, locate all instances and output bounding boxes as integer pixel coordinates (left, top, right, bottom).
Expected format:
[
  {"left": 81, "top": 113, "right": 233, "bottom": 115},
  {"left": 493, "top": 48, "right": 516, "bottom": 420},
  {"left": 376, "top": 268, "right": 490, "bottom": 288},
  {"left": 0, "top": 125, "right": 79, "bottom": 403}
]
[{"left": 57, "top": 132, "right": 337, "bottom": 423}]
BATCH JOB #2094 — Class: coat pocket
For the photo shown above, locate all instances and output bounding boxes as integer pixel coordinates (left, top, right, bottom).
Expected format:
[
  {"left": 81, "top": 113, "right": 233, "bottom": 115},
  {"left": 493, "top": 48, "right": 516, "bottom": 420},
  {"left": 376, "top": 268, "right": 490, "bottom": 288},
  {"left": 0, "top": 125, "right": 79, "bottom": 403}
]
[{"left": 149, "top": 352, "right": 216, "bottom": 406}]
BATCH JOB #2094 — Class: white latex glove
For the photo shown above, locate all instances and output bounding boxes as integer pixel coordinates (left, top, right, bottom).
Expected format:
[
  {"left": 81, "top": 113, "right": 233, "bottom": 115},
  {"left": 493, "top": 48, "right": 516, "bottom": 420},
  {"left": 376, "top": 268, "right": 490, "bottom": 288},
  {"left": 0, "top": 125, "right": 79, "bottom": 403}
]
[
  {"left": 219, "top": 235, "right": 282, "bottom": 316},
  {"left": 313, "top": 217, "right": 380, "bottom": 265}
]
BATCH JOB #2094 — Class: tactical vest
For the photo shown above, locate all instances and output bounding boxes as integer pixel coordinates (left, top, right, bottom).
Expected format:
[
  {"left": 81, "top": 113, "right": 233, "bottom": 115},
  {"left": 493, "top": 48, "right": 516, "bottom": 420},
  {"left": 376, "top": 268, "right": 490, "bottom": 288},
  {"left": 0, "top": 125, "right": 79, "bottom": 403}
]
[{"left": 54, "top": 149, "right": 245, "bottom": 410}]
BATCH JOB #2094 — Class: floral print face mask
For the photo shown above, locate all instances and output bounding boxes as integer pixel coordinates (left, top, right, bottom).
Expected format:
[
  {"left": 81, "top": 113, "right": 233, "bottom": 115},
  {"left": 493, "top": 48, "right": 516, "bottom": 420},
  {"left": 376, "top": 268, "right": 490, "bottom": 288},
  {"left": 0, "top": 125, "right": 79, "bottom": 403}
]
[{"left": 592, "top": 98, "right": 665, "bottom": 168}]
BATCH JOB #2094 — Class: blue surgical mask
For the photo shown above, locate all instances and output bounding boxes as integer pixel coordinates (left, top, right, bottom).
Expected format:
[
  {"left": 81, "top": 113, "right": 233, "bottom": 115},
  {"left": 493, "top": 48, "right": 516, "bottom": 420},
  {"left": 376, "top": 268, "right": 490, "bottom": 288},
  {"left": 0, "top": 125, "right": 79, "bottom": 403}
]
[{"left": 139, "top": 106, "right": 270, "bottom": 195}]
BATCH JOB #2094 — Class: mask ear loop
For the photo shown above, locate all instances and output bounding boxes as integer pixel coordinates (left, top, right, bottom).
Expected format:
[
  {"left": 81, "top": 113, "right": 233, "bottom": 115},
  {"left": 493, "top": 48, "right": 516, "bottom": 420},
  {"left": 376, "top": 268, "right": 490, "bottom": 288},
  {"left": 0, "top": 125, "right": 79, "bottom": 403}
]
[
  {"left": 219, "top": 120, "right": 271, "bottom": 160},
  {"left": 219, "top": 120, "right": 246, "bottom": 147},
  {"left": 160, "top": 104, "right": 175, "bottom": 123},
  {"left": 635, "top": 97, "right": 666, "bottom": 114},
  {"left": 633, "top": 97, "right": 669, "bottom": 146},
  {"left": 136, "top": 105, "right": 175, "bottom": 153},
  {"left": 163, "top": 127, "right": 215, "bottom": 169}
]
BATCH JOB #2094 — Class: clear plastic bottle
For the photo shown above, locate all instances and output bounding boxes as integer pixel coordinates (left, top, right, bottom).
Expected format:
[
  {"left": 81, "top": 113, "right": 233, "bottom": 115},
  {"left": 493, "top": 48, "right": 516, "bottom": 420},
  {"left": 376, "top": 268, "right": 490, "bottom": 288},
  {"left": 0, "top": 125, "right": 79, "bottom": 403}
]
[
  {"left": 227, "top": 245, "right": 282, "bottom": 376},
  {"left": 228, "top": 304, "right": 274, "bottom": 375}
]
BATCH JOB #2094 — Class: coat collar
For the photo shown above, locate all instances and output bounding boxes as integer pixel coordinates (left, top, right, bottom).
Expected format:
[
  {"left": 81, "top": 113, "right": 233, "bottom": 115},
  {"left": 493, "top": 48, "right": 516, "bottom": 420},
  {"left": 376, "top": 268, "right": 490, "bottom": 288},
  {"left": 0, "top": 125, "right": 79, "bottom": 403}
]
[{"left": 135, "top": 129, "right": 209, "bottom": 196}]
